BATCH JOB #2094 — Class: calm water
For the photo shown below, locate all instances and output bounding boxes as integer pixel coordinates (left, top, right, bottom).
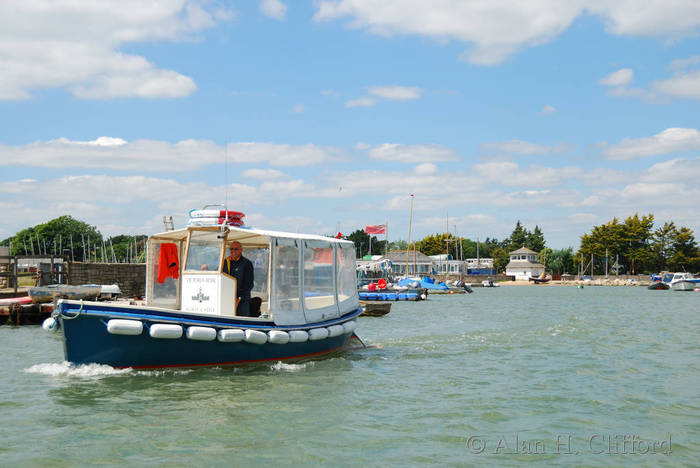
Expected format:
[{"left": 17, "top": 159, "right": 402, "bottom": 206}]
[{"left": 1, "top": 286, "right": 698, "bottom": 467}]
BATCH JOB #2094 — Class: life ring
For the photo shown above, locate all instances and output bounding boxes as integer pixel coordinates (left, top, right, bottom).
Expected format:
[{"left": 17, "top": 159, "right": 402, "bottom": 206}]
[
  {"left": 377, "top": 279, "right": 387, "bottom": 289},
  {"left": 188, "top": 209, "right": 245, "bottom": 219}
]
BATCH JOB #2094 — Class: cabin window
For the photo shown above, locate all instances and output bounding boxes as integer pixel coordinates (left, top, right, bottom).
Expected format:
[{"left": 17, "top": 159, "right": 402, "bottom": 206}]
[
  {"left": 303, "top": 240, "right": 336, "bottom": 311},
  {"left": 244, "top": 247, "right": 269, "bottom": 296},
  {"left": 149, "top": 241, "right": 182, "bottom": 308},
  {"left": 337, "top": 243, "right": 357, "bottom": 305},
  {"left": 273, "top": 238, "right": 301, "bottom": 314},
  {"left": 185, "top": 231, "right": 221, "bottom": 271}
]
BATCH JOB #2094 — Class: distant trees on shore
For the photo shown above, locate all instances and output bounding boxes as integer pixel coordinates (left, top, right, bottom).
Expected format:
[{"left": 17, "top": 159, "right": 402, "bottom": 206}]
[{"left": 577, "top": 214, "right": 700, "bottom": 274}]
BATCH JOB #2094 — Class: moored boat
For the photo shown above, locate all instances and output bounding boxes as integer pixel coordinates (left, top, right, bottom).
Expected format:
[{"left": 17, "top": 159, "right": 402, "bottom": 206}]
[
  {"left": 528, "top": 272, "right": 551, "bottom": 284},
  {"left": 43, "top": 215, "right": 362, "bottom": 368},
  {"left": 669, "top": 272, "right": 700, "bottom": 291},
  {"left": 647, "top": 281, "right": 670, "bottom": 290},
  {"left": 29, "top": 284, "right": 102, "bottom": 303},
  {"left": 360, "top": 301, "right": 392, "bottom": 317},
  {"left": 482, "top": 278, "right": 500, "bottom": 287}
]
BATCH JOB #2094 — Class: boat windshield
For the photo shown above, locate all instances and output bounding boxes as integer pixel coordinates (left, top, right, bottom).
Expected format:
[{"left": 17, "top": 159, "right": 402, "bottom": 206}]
[{"left": 185, "top": 231, "right": 222, "bottom": 271}]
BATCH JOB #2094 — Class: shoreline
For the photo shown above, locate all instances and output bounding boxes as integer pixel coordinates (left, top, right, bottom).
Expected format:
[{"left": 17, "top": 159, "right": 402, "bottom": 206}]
[{"left": 494, "top": 279, "right": 652, "bottom": 287}]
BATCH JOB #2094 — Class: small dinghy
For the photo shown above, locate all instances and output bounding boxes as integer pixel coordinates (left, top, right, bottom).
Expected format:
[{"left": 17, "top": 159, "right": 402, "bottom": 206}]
[{"left": 29, "top": 284, "right": 102, "bottom": 303}]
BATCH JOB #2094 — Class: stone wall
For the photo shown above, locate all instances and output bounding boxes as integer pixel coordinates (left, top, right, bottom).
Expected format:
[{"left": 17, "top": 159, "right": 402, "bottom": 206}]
[
  {"left": 0, "top": 247, "right": 8, "bottom": 288},
  {"left": 0, "top": 264, "right": 8, "bottom": 289},
  {"left": 66, "top": 262, "right": 146, "bottom": 298}
]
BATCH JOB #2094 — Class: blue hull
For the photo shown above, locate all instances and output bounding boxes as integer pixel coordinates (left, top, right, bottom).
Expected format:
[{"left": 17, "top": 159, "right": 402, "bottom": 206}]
[{"left": 57, "top": 301, "right": 362, "bottom": 369}]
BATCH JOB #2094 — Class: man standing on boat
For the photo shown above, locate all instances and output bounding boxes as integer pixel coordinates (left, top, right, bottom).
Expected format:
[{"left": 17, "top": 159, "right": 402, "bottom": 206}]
[{"left": 223, "top": 241, "right": 254, "bottom": 317}]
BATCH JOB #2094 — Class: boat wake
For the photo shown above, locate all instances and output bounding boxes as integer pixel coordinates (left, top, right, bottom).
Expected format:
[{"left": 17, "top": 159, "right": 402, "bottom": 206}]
[
  {"left": 269, "top": 361, "right": 314, "bottom": 372},
  {"left": 25, "top": 361, "right": 133, "bottom": 378}
]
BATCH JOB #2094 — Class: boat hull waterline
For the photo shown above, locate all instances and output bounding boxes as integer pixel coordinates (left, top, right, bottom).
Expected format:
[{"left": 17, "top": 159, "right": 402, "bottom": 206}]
[{"left": 53, "top": 300, "right": 362, "bottom": 369}]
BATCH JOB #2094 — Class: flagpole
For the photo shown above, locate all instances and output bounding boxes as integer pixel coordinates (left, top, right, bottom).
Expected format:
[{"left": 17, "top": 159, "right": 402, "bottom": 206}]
[
  {"left": 385, "top": 221, "right": 388, "bottom": 256},
  {"left": 405, "top": 194, "right": 414, "bottom": 277}
]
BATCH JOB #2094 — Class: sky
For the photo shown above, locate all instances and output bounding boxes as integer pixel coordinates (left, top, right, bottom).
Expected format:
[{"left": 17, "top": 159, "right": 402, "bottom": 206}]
[{"left": 0, "top": 0, "right": 699, "bottom": 249}]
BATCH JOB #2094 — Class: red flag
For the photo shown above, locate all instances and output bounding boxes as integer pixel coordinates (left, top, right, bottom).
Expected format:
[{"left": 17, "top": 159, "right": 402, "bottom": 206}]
[
  {"left": 365, "top": 224, "right": 386, "bottom": 235},
  {"left": 334, "top": 232, "right": 343, "bottom": 239}
]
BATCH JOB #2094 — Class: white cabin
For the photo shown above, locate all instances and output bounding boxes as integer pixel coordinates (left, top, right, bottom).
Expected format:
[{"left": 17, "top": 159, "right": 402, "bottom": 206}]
[{"left": 145, "top": 226, "right": 360, "bottom": 326}]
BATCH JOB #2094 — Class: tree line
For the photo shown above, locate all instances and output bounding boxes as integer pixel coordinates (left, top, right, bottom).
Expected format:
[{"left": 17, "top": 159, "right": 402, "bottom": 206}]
[{"left": 577, "top": 214, "right": 699, "bottom": 274}]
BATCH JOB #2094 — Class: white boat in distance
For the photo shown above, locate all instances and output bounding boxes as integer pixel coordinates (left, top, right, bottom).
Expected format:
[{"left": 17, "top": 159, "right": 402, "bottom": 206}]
[{"left": 669, "top": 272, "right": 700, "bottom": 291}]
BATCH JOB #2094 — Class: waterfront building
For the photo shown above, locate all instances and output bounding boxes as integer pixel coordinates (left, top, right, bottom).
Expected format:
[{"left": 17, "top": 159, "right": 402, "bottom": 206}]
[
  {"left": 505, "top": 247, "right": 544, "bottom": 280},
  {"left": 383, "top": 250, "right": 434, "bottom": 276}
]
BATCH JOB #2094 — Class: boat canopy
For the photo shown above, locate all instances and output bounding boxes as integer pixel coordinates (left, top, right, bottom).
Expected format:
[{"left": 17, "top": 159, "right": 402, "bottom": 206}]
[{"left": 146, "top": 226, "right": 359, "bottom": 326}]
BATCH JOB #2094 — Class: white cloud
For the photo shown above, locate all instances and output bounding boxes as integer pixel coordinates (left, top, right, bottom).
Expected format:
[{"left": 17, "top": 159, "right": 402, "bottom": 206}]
[
  {"left": 260, "top": 0, "right": 287, "bottom": 20},
  {"left": 241, "top": 169, "right": 287, "bottom": 180},
  {"left": 292, "top": 104, "right": 305, "bottom": 113},
  {"left": 589, "top": 1, "right": 700, "bottom": 37},
  {"left": 414, "top": 163, "right": 438, "bottom": 175},
  {"left": 601, "top": 58, "right": 700, "bottom": 102},
  {"left": 541, "top": 104, "right": 556, "bottom": 115},
  {"left": 568, "top": 213, "right": 598, "bottom": 224},
  {"left": 639, "top": 157, "right": 700, "bottom": 183},
  {"left": 314, "top": 1, "right": 700, "bottom": 65},
  {"left": 366, "top": 143, "right": 460, "bottom": 163},
  {"left": 227, "top": 142, "right": 345, "bottom": 166},
  {"left": 619, "top": 182, "right": 700, "bottom": 201},
  {"left": 599, "top": 68, "right": 634, "bottom": 87},
  {"left": 669, "top": 55, "right": 700, "bottom": 71},
  {"left": 314, "top": 0, "right": 583, "bottom": 66},
  {"left": 0, "top": 1, "right": 232, "bottom": 100},
  {"left": 653, "top": 69, "right": 700, "bottom": 100},
  {"left": 0, "top": 173, "right": 323, "bottom": 236},
  {"left": 368, "top": 85, "right": 422, "bottom": 100},
  {"left": 481, "top": 139, "right": 568, "bottom": 155},
  {"left": 346, "top": 97, "right": 376, "bottom": 107},
  {"left": 472, "top": 161, "right": 582, "bottom": 187},
  {"left": 0, "top": 138, "right": 344, "bottom": 170},
  {"left": 347, "top": 85, "right": 422, "bottom": 108},
  {"left": 602, "top": 128, "right": 700, "bottom": 159}
]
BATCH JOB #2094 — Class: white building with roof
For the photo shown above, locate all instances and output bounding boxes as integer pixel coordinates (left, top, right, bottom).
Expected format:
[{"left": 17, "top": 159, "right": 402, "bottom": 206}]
[{"left": 505, "top": 247, "right": 544, "bottom": 280}]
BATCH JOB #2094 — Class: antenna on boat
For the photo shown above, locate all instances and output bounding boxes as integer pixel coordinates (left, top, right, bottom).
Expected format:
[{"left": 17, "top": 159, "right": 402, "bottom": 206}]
[
  {"left": 222, "top": 142, "right": 229, "bottom": 237},
  {"left": 224, "top": 142, "right": 229, "bottom": 213}
]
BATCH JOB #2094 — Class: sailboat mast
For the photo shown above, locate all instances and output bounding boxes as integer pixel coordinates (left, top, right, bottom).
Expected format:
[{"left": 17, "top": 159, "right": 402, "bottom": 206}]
[{"left": 405, "top": 194, "right": 414, "bottom": 276}]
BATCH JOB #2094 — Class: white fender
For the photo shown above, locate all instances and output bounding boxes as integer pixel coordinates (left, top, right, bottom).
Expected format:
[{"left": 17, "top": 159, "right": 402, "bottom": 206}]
[
  {"left": 244, "top": 329, "right": 268, "bottom": 344},
  {"left": 107, "top": 319, "right": 143, "bottom": 336},
  {"left": 218, "top": 329, "right": 245, "bottom": 342},
  {"left": 186, "top": 326, "right": 217, "bottom": 341},
  {"left": 268, "top": 330, "right": 290, "bottom": 344},
  {"left": 308, "top": 327, "right": 329, "bottom": 341},
  {"left": 42, "top": 317, "right": 59, "bottom": 333},
  {"left": 327, "top": 324, "right": 345, "bottom": 337},
  {"left": 342, "top": 320, "right": 356, "bottom": 334},
  {"left": 149, "top": 324, "right": 183, "bottom": 339},
  {"left": 288, "top": 330, "right": 309, "bottom": 343}
]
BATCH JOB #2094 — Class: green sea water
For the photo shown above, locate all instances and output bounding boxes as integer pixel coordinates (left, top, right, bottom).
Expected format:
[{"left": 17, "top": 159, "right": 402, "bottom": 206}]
[{"left": 1, "top": 286, "right": 698, "bottom": 467}]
